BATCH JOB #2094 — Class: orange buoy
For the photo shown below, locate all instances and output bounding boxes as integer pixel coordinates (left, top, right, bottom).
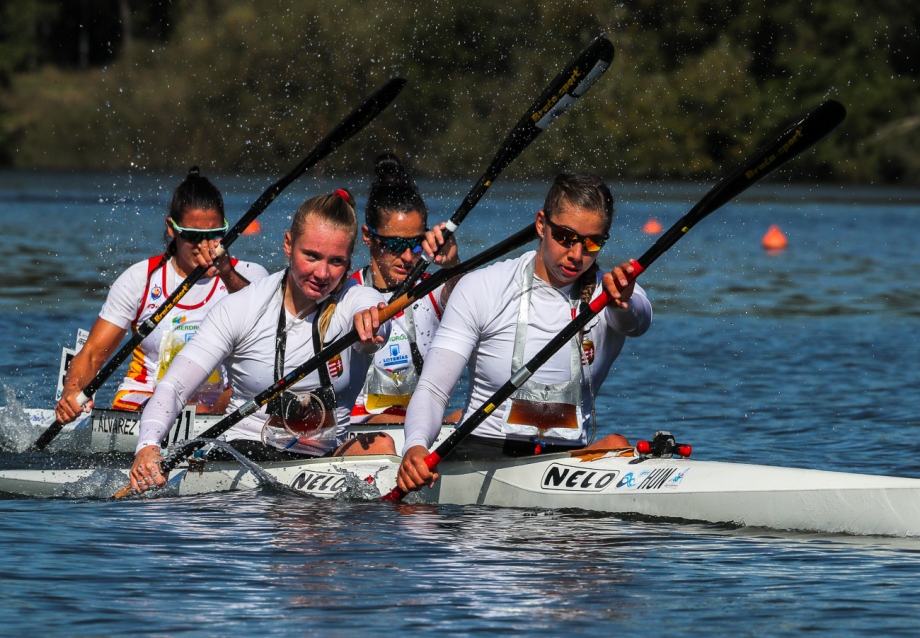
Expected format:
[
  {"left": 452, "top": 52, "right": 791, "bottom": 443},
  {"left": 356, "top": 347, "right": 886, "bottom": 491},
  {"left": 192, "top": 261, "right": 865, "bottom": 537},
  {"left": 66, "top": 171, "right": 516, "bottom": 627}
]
[
  {"left": 762, "top": 224, "right": 787, "bottom": 250},
  {"left": 242, "top": 219, "right": 261, "bottom": 236},
  {"left": 642, "top": 217, "right": 663, "bottom": 234}
]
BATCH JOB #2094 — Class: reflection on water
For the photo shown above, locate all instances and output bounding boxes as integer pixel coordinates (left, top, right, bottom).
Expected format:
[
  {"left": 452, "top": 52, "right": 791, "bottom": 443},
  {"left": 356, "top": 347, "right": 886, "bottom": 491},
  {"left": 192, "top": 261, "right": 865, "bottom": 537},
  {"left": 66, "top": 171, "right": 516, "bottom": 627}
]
[{"left": 3, "top": 490, "right": 920, "bottom": 634}]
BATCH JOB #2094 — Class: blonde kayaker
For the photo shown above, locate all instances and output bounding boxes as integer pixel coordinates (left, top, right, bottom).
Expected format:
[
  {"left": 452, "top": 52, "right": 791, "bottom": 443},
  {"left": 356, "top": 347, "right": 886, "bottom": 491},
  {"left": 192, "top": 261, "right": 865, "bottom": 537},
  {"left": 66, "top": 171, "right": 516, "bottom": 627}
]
[
  {"left": 130, "top": 190, "right": 393, "bottom": 493},
  {"left": 55, "top": 167, "right": 268, "bottom": 424},
  {"left": 398, "top": 173, "right": 653, "bottom": 492}
]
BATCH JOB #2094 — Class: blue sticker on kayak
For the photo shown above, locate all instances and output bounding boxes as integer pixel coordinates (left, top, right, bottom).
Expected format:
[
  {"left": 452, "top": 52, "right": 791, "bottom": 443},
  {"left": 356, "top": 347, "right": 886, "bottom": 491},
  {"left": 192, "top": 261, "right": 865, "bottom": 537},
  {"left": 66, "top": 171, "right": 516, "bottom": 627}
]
[{"left": 615, "top": 468, "right": 689, "bottom": 490}]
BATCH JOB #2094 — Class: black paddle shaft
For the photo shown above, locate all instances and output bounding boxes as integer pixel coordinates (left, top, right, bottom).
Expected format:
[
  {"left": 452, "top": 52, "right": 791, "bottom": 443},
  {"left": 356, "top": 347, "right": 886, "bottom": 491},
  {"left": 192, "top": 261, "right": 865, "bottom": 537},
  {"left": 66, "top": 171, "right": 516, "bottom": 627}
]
[
  {"left": 389, "top": 35, "right": 615, "bottom": 299},
  {"left": 381, "top": 99, "right": 847, "bottom": 501},
  {"left": 148, "top": 224, "right": 540, "bottom": 478},
  {"left": 30, "top": 78, "right": 407, "bottom": 452}
]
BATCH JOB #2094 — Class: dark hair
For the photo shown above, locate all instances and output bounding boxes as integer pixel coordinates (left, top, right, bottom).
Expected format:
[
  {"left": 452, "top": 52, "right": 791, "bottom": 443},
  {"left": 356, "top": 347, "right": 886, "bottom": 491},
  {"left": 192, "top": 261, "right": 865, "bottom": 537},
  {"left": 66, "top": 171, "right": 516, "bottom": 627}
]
[
  {"left": 365, "top": 153, "right": 427, "bottom": 229},
  {"left": 164, "top": 166, "right": 225, "bottom": 256},
  {"left": 543, "top": 173, "right": 615, "bottom": 307},
  {"left": 543, "top": 173, "right": 614, "bottom": 233}
]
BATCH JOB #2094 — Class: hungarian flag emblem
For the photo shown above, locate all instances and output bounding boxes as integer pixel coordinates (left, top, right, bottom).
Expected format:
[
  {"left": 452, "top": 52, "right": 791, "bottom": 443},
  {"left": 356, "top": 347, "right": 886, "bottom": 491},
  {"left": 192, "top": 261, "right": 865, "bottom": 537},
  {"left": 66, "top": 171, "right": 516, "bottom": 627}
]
[{"left": 327, "top": 353, "right": 344, "bottom": 378}]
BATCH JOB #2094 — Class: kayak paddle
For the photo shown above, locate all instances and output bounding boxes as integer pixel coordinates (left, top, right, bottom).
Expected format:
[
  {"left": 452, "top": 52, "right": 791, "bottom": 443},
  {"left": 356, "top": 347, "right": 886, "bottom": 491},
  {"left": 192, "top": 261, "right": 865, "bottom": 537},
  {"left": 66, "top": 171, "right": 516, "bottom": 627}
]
[
  {"left": 382, "top": 99, "right": 848, "bottom": 501},
  {"left": 388, "top": 34, "right": 615, "bottom": 299},
  {"left": 31, "top": 78, "right": 407, "bottom": 452}
]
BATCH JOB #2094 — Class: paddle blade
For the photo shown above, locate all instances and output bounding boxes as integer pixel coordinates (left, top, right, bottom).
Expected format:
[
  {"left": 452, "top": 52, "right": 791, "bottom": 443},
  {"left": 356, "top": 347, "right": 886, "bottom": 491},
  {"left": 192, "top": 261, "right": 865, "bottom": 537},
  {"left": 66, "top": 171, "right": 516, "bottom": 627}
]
[
  {"left": 691, "top": 99, "right": 846, "bottom": 223},
  {"left": 486, "top": 35, "right": 615, "bottom": 182},
  {"left": 636, "top": 100, "right": 846, "bottom": 270}
]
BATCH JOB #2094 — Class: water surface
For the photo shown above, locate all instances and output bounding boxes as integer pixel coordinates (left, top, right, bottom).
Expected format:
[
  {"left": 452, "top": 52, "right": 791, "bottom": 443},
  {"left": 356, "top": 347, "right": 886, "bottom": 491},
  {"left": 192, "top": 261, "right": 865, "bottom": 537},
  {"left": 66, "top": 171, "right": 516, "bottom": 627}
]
[{"left": 2, "top": 172, "right": 920, "bottom": 634}]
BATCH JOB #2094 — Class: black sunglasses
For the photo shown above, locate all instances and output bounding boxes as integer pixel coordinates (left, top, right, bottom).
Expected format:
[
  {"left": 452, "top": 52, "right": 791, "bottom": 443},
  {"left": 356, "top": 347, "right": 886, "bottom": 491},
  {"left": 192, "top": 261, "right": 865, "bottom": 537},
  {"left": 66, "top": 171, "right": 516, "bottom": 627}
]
[
  {"left": 544, "top": 217, "right": 609, "bottom": 253},
  {"left": 169, "top": 218, "right": 229, "bottom": 243},
  {"left": 367, "top": 226, "right": 427, "bottom": 254}
]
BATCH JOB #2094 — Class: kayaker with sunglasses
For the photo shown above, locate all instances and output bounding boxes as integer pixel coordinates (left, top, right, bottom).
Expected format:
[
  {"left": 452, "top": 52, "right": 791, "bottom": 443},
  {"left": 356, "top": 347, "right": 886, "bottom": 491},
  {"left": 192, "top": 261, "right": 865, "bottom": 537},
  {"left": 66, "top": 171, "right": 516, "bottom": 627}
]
[
  {"left": 54, "top": 167, "right": 268, "bottom": 425},
  {"left": 129, "top": 189, "right": 395, "bottom": 493},
  {"left": 349, "top": 154, "right": 460, "bottom": 423},
  {"left": 397, "top": 173, "right": 653, "bottom": 492}
]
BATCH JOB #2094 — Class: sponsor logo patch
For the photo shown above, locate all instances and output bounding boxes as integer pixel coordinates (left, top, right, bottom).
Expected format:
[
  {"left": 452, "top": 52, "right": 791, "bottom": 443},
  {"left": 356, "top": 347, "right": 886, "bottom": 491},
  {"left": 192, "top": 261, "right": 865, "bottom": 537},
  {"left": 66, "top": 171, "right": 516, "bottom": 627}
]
[
  {"left": 150, "top": 284, "right": 162, "bottom": 300},
  {"left": 382, "top": 343, "right": 410, "bottom": 368},
  {"left": 615, "top": 467, "right": 689, "bottom": 490},
  {"left": 541, "top": 463, "right": 619, "bottom": 492},
  {"left": 171, "top": 315, "right": 196, "bottom": 331},
  {"left": 290, "top": 470, "right": 348, "bottom": 494}
]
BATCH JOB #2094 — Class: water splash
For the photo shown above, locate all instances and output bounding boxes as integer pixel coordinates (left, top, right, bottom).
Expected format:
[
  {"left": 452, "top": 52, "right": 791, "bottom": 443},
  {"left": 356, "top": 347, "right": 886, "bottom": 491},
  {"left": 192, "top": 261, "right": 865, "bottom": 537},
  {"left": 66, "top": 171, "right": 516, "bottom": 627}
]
[
  {"left": 0, "top": 386, "right": 44, "bottom": 452},
  {"left": 400, "top": 488, "right": 428, "bottom": 505},
  {"left": 0, "top": 386, "right": 90, "bottom": 454},
  {"left": 176, "top": 438, "right": 286, "bottom": 490},
  {"left": 58, "top": 468, "right": 133, "bottom": 499},
  {"left": 332, "top": 467, "right": 384, "bottom": 501}
]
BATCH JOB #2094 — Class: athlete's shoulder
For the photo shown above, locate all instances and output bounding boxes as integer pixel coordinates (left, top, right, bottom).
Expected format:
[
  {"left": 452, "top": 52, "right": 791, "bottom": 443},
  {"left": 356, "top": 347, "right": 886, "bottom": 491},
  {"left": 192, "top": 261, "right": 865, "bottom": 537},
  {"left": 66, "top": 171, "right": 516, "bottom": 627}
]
[{"left": 455, "top": 250, "right": 532, "bottom": 292}]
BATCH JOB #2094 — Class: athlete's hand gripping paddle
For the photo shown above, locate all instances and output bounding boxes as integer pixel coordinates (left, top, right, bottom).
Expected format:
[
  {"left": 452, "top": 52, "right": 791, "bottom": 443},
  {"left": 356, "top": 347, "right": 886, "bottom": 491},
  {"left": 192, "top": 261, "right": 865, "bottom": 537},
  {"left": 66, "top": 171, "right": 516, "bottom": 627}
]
[
  {"left": 30, "top": 78, "right": 407, "bottom": 452},
  {"left": 388, "top": 35, "right": 615, "bottom": 300},
  {"left": 383, "top": 99, "right": 847, "bottom": 501},
  {"left": 112, "top": 224, "right": 540, "bottom": 499}
]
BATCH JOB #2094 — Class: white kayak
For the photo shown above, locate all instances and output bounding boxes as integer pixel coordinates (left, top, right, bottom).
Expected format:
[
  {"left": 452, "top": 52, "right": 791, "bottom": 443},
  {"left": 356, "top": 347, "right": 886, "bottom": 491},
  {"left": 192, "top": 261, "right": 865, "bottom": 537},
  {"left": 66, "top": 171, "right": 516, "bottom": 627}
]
[{"left": 2, "top": 446, "right": 920, "bottom": 536}]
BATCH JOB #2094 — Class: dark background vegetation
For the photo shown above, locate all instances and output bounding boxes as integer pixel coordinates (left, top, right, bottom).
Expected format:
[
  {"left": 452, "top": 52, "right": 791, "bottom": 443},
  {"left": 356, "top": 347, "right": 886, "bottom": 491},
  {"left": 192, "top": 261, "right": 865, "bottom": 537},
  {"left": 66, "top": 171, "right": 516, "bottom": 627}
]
[{"left": 0, "top": 0, "right": 918, "bottom": 182}]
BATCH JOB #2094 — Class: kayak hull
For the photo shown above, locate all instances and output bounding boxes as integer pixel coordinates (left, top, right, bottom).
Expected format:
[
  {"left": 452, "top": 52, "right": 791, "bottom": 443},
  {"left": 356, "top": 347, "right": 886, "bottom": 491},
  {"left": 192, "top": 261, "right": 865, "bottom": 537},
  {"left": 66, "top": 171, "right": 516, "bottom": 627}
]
[
  {"left": 3, "top": 450, "right": 920, "bottom": 536},
  {"left": 426, "top": 454, "right": 920, "bottom": 536}
]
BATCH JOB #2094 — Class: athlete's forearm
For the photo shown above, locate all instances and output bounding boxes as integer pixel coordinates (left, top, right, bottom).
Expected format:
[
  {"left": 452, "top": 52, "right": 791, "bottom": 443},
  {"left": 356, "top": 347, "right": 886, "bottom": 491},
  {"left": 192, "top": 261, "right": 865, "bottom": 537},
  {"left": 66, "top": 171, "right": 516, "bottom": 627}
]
[
  {"left": 403, "top": 347, "right": 466, "bottom": 454},
  {"left": 217, "top": 262, "right": 251, "bottom": 293},
  {"left": 136, "top": 355, "right": 211, "bottom": 452}
]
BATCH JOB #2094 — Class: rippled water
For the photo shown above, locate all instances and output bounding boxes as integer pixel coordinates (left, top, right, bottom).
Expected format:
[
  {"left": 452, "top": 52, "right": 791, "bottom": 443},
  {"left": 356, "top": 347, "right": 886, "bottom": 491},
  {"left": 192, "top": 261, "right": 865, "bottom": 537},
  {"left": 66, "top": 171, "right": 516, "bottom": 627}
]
[{"left": 2, "top": 172, "right": 920, "bottom": 634}]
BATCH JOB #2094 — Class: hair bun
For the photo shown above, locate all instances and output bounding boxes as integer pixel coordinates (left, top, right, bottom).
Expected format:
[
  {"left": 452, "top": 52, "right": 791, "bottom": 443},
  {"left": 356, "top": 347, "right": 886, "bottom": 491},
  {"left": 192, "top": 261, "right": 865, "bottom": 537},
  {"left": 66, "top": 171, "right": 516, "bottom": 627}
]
[
  {"left": 373, "top": 153, "right": 408, "bottom": 185},
  {"left": 187, "top": 165, "right": 201, "bottom": 178}
]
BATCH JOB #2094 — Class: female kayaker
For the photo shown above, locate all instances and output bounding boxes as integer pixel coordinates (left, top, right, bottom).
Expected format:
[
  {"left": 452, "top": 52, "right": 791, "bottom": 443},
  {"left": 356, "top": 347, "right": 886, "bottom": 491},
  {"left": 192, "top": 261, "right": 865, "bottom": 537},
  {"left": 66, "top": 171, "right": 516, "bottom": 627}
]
[
  {"left": 397, "top": 173, "right": 653, "bottom": 492},
  {"left": 54, "top": 167, "right": 268, "bottom": 424},
  {"left": 129, "top": 189, "right": 393, "bottom": 493},
  {"left": 349, "top": 153, "right": 460, "bottom": 423}
]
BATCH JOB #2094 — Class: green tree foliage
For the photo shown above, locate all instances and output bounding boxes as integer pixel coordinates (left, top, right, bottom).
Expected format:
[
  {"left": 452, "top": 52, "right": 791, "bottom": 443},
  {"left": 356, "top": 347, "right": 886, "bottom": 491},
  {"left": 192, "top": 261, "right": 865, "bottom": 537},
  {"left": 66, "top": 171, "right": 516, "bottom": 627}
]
[{"left": 0, "top": 0, "right": 918, "bottom": 182}]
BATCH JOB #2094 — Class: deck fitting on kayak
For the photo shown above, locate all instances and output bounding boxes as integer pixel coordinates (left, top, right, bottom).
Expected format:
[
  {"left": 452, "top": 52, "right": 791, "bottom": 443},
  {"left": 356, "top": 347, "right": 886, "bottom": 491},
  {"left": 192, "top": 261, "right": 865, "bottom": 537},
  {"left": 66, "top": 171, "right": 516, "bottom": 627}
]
[{"left": 635, "top": 431, "right": 692, "bottom": 460}]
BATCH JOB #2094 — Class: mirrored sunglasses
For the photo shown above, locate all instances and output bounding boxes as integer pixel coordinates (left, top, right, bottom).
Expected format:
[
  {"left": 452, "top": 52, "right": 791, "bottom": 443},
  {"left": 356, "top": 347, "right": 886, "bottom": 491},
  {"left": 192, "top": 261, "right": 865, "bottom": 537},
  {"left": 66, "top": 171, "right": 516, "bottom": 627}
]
[
  {"left": 169, "top": 217, "right": 229, "bottom": 243},
  {"left": 545, "top": 217, "right": 609, "bottom": 253},
  {"left": 367, "top": 226, "right": 427, "bottom": 254}
]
